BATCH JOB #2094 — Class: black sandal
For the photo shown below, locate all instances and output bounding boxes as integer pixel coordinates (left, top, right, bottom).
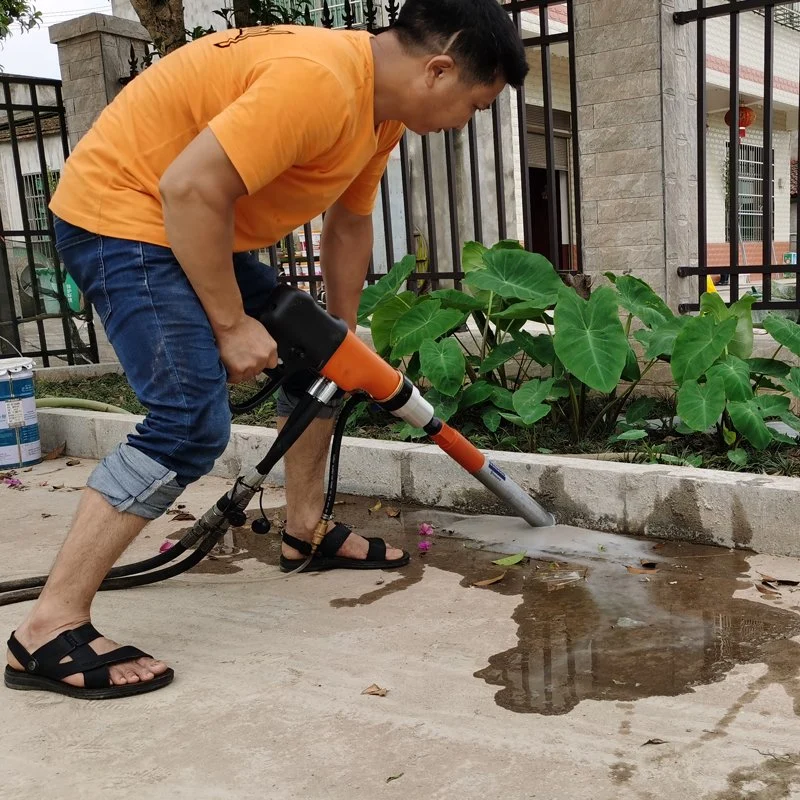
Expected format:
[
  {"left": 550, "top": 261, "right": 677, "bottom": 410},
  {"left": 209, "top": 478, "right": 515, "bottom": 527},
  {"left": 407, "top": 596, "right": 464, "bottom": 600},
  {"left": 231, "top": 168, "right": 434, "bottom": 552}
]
[
  {"left": 280, "top": 523, "right": 410, "bottom": 573},
  {"left": 5, "top": 623, "right": 174, "bottom": 700}
]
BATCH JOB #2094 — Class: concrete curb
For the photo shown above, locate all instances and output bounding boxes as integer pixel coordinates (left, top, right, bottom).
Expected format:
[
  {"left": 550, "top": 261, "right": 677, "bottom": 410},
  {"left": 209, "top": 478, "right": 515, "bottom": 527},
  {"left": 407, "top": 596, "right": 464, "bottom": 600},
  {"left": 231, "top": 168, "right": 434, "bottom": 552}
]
[{"left": 35, "top": 408, "right": 800, "bottom": 557}]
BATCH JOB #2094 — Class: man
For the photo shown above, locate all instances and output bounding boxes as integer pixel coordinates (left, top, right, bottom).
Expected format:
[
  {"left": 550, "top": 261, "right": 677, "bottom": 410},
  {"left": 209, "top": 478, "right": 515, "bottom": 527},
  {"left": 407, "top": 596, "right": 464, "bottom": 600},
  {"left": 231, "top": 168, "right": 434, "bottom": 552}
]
[{"left": 6, "top": 0, "right": 528, "bottom": 699}]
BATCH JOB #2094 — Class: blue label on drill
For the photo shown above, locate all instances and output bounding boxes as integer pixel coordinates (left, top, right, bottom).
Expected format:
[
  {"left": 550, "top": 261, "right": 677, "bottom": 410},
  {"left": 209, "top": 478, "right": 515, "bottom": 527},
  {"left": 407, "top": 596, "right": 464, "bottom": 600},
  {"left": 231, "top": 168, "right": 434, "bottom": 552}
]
[{"left": 489, "top": 462, "right": 506, "bottom": 481}]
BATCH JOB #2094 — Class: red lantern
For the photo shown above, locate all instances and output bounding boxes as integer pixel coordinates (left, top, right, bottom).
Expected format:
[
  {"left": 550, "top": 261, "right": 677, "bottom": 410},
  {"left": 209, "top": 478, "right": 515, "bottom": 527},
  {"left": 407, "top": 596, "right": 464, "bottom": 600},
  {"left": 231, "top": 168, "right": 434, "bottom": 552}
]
[{"left": 724, "top": 106, "right": 756, "bottom": 139}]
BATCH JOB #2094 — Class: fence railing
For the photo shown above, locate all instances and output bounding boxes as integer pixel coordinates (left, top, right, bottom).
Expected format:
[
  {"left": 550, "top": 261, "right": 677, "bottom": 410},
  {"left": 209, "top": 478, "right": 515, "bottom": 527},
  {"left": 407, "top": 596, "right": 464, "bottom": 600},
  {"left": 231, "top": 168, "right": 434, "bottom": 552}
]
[
  {"left": 674, "top": 0, "right": 800, "bottom": 314},
  {"left": 0, "top": 74, "right": 98, "bottom": 364}
]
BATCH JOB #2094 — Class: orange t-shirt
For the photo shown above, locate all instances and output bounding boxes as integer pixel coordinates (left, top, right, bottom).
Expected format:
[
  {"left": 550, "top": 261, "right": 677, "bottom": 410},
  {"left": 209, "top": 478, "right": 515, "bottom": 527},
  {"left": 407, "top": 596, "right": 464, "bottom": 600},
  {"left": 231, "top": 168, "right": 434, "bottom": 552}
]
[{"left": 50, "top": 26, "right": 405, "bottom": 251}]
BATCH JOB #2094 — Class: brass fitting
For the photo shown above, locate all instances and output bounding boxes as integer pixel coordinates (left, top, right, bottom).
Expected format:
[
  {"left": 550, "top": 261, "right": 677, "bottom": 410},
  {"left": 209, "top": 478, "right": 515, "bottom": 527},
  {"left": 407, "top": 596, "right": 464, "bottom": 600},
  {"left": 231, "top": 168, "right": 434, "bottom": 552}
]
[{"left": 310, "top": 518, "right": 329, "bottom": 555}]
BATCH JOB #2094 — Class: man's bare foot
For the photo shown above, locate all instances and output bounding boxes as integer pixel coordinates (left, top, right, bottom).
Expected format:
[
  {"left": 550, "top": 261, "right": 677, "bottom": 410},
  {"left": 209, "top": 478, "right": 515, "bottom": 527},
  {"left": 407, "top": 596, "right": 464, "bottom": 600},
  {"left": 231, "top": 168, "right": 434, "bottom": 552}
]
[
  {"left": 7, "top": 618, "right": 169, "bottom": 687},
  {"left": 281, "top": 522, "right": 405, "bottom": 562}
]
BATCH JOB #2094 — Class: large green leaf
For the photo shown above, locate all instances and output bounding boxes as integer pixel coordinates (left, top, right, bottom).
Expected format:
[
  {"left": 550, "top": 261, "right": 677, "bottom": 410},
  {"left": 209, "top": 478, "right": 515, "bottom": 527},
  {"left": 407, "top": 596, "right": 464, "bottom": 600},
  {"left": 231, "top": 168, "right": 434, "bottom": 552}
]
[
  {"left": 706, "top": 355, "right": 753, "bottom": 402},
  {"left": 747, "top": 357, "right": 790, "bottom": 379},
  {"left": 424, "top": 389, "right": 459, "bottom": 422},
  {"left": 459, "top": 381, "right": 495, "bottom": 410},
  {"left": 615, "top": 275, "right": 674, "bottom": 329},
  {"left": 491, "top": 386, "right": 515, "bottom": 411},
  {"left": 671, "top": 316, "right": 737, "bottom": 384},
  {"left": 763, "top": 314, "right": 800, "bottom": 358},
  {"left": 782, "top": 367, "right": 800, "bottom": 398},
  {"left": 370, "top": 291, "right": 417, "bottom": 355},
  {"left": 728, "top": 400, "right": 773, "bottom": 450},
  {"left": 727, "top": 295, "right": 756, "bottom": 360},
  {"left": 512, "top": 331, "right": 555, "bottom": 366},
  {"left": 390, "top": 301, "right": 465, "bottom": 359},
  {"left": 677, "top": 376, "right": 726, "bottom": 432},
  {"left": 357, "top": 254, "right": 415, "bottom": 323},
  {"left": 512, "top": 378, "right": 554, "bottom": 425},
  {"left": 780, "top": 410, "right": 800, "bottom": 434},
  {"left": 553, "top": 285, "right": 628, "bottom": 393},
  {"left": 699, "top": 293, "right": 755, "bottom": 359},
  {"left": 492, "top": 301, "right": 548, "bottom": 320},
  {"left": 482, "top": 407, "right": 502, "bottom": 432},
  {"left": 699, "top": 291, "right": 729, "bottom": 321},
  {"left": 479, "top": 341, "right": 522, "bottom": 374},
  {"left": 621, "top": 346, "right": 641, "bottom": 382},
  {"left": 492, "top": 240, "right": 525, "bottom": 251},
  {"left": 461, "top": 241, "right": 488, "bottom": 274},
  {"left": 428, "top": 289, "right": 487, "bottom": 313},
  {"left": 419, "top": 338, "right": 466, "bottom": 397},
  {"left": 626, "top": 397, "right": 658, "bottom": 425},
  {"left": 756, "top": 394, "right": 791, "bottom": 418},
  {"left": 463, "top": 249, "right": 562, "bottom": 306},
  {"left": 633, "top": 317, "right": 686, "bottom": 359}
]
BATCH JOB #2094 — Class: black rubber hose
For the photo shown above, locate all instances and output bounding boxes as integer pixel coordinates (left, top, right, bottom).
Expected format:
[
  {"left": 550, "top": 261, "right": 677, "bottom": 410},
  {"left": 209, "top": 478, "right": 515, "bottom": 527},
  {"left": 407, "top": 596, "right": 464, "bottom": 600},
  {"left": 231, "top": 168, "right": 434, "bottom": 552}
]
[
  {"left": 0, "top": 545, "right": 209, "bottom": 606},
  {"left": 322, "top": 395, "right": 363, "bottom": 519},
  {"left": 0, "top": 544, "right": 189, "bottom": 594}
]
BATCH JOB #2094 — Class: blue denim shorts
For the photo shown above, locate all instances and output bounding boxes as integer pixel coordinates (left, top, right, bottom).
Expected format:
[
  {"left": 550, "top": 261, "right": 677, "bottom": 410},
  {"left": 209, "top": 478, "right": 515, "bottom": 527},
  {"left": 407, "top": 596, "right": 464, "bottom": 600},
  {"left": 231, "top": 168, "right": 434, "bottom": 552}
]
[{"left": 54, "top": 218, "right": 334, "bottom": 519}]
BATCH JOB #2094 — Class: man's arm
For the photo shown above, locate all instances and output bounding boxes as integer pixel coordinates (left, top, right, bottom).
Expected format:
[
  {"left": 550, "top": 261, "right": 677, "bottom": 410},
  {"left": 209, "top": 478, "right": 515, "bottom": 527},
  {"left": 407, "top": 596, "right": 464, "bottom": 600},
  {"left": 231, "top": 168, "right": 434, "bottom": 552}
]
[
  {"left": 159, "top": 128, "right": 278, "bottom": 383},
  {"left": 319, "top": 200, "right": 374, "bottom": 331}
]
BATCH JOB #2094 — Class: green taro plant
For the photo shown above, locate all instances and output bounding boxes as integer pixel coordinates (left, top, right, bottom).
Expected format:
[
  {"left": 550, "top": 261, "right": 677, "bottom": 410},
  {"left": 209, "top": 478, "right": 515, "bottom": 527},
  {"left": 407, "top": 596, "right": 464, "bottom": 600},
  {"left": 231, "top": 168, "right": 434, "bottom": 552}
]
[{"left": 358, "top": 242, "right": 800, "bottom": 463}]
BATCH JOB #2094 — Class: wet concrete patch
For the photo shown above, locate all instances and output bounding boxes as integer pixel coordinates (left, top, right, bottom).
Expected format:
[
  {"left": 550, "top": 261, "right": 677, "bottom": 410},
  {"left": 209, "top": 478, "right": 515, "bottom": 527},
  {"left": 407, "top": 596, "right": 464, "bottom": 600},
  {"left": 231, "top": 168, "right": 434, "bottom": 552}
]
[{"left": 180, "top": 495, "right": 800, "bottom": 718}]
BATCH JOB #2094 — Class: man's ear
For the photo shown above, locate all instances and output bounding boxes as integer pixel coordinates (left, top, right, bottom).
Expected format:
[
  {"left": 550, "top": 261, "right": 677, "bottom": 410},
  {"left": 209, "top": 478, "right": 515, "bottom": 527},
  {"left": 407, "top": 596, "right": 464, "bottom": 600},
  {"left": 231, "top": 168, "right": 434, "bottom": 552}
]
[{"left": 424, "top": 53, "right": 456, "bottom": 87}]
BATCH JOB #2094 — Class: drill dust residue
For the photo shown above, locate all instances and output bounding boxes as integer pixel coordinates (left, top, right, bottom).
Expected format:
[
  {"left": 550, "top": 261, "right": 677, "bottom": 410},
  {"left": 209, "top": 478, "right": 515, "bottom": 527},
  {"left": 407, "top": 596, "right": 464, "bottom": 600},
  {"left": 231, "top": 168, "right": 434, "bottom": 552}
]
[{"left": 178, "top": 495, "right": 800, "bottom": 717}]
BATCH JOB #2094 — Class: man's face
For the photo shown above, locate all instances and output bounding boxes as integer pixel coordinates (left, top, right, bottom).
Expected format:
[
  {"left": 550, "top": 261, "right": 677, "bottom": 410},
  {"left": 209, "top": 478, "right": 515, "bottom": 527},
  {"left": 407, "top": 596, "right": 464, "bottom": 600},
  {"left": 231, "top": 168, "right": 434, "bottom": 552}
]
[{"left": 403, "top": 56, "right": 506, "bottom": 136}]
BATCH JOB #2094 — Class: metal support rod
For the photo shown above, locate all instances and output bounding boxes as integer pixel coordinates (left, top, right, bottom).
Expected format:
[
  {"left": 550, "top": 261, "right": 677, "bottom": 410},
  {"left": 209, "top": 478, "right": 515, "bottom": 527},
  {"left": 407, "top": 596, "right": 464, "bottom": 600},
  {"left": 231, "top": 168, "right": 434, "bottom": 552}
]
[
  {"left": 728, "top": 7, "right": 741, "bottom": 302},
  {"left": 697, "top": 0, "right": 707, "bottom": 308},
  {"left": 762, "top": 5, "right": 775, "bottom": 304},
  {"left": 539, "top": 4, "right": 560, "bottom": 268}
]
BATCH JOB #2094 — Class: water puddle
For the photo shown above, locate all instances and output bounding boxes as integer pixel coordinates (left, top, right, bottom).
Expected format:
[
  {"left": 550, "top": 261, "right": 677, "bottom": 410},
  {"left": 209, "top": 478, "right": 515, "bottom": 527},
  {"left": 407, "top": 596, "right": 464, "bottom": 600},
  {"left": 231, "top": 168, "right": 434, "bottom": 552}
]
[{"left": 181, "top": 495, "right": 800, "bottom": 716}]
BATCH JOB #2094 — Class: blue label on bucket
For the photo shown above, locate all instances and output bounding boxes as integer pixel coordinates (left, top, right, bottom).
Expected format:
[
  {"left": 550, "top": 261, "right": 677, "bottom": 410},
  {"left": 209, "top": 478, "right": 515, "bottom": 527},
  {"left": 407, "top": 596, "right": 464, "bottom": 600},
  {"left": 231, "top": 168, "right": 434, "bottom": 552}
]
[
  {"left": 0, "top": 424, "right": 39, "bottom": 446},
  {"left": 0, "top": 376, "right": 34, "bottom": 400}
]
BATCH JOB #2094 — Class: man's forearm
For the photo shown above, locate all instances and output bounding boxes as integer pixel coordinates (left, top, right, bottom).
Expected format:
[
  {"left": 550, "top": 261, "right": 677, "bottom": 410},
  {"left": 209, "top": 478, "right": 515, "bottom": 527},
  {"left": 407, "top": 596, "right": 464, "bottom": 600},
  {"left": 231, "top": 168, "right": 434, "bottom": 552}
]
[
  {"left": 320, "top": 204, "right": 374, "bottom": 330},
  {"left": 161, "top": 184, "right": 244, "bottom": 334}
]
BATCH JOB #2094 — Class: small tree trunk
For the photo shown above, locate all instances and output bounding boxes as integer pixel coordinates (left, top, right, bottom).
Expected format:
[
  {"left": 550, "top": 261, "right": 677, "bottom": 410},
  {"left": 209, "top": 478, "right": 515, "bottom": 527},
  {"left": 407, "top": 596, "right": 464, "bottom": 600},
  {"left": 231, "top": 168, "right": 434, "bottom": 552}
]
[
  {"left": 233, "top": 0, "right": 251, "bottom": 27},
  {"left": 129, "top": 0, "right": 187, "bottom": 54}
]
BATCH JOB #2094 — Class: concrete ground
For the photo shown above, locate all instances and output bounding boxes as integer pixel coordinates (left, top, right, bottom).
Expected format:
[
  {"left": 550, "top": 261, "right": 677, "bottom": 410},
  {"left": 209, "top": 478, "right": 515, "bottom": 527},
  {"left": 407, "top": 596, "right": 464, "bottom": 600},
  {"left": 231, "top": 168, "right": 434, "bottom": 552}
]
[{"left": 3, "top": 459, "right": 800, "bottom": 800}]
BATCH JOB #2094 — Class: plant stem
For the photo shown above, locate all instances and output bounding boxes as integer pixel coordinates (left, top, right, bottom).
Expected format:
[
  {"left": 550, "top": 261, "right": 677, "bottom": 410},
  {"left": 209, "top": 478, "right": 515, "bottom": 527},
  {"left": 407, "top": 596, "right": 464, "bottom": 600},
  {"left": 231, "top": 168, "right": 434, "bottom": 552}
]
[
  {"left": 585, "top": 360, "right": 657, "bottom": 440},
  {"left": 567, "top": 377, "right": 581, "bottom": 443},
  {"left": 481, "top": 292, "right": 494, "bottom": 362}
]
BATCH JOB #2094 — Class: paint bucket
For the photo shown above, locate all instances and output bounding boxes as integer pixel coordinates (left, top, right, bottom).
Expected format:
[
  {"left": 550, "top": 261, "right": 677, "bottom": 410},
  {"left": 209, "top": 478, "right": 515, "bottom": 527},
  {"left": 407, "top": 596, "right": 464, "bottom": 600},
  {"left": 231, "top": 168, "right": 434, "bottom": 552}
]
[{"left": 0, "top": 356, "right": 41, "bottom": 469}]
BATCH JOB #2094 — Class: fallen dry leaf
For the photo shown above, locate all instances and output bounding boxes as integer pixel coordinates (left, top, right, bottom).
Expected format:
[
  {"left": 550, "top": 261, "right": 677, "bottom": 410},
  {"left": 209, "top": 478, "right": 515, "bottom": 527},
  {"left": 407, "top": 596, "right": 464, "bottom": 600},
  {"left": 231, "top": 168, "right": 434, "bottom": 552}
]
[
  {"left": 65, "top": 459, "right": 81, "bottom": 467},
  {"left": 669, "top": 581, "right": 678, "bottom": 585},
  {"left": 642, "top": 738, "right": 667, "bottom": 746},
  {"left": 756, "top": 582, "right": 780, "bottom": 596},
  {"left": 172, "top": 511, "right": 196, "bottom": 521},
  {"left": 386, "top": 773, "right": 404, "bottom": 784},
  {"left": 473, "top": 572, "right": 507, "bottom": 587},
  {"left": 758, "top": 573, "right": 800, "bottom": 587},
  {"left": 385, "top": 506, "right": 400, "bottom": 518},
  {"left": 362, "top": 683, "right": 388, "bottom": 697},
  {"left": 43, "top": 442, "right": 66, "bottom": 461},
  {"left": 640, "top": 560, "right": 659, "bottom": 569},
  {"left": 368, "top": 500, "right": 382, "bottom": 514},
  {"left": 41, "top": 513, "right": 51, "bottom": 519},
  {"left": 626, "top": 565, "right": 659, "bottom": 575},
  {"left": 652, "top": 542, "right": 667, "bottom": 551}
]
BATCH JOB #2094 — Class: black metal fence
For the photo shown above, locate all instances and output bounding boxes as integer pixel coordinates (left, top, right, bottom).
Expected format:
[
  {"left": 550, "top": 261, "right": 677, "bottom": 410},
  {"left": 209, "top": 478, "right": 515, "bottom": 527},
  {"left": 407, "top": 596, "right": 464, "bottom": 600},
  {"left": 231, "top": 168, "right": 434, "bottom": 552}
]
[
  {"left": 0, "top": 74, "right": 98, "bottom": 365},
  {"left": 675, "top": 0, "right": 800, "bottom": 314}
]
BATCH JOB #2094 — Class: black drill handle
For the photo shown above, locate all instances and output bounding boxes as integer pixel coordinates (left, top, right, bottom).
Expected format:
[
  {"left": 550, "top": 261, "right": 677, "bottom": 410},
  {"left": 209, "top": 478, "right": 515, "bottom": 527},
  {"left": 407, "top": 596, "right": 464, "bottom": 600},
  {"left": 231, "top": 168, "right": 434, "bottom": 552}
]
[{"left": 228, "top": 284, "right": 348, "bottom": 415}]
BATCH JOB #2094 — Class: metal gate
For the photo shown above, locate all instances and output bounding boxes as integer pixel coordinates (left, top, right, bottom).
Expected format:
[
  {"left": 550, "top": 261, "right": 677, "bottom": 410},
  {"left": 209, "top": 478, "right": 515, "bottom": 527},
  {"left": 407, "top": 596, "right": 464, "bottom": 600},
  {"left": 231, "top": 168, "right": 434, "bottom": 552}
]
[
  {"left": 0, "top": 74, "right": 98, "bottom": 365},
  {"left": 674, "top": 0, "right": 800, "bottom": 314}
]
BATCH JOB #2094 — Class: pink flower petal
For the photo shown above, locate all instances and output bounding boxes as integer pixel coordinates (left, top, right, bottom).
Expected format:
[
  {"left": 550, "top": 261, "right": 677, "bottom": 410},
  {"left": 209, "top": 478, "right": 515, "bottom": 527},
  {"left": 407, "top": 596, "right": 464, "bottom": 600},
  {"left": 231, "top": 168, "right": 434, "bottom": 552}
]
[
  {"left": 417, "top": 522, "right": 434, "bottom": 537},
  {"left": 418, "top": 540, "right": 431, "bottom": 552},
  {"left": 159, "top": 540, "right": 175, "bottom": 553}
]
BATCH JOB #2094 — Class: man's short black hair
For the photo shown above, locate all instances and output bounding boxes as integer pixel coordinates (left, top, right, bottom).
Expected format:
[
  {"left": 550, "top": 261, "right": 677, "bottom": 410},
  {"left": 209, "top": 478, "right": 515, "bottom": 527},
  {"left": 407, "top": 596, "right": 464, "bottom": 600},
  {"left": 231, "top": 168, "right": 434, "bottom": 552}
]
[{"left": 392, "top": 0, "right": 529, "bottom": 88}]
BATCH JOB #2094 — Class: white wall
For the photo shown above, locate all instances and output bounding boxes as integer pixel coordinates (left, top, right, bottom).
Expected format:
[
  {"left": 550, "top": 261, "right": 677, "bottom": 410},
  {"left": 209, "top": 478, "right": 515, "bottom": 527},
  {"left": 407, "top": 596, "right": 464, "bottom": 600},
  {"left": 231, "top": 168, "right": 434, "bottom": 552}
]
[{"left": 0, "top": 135, "right": 65, "bottom": 233}]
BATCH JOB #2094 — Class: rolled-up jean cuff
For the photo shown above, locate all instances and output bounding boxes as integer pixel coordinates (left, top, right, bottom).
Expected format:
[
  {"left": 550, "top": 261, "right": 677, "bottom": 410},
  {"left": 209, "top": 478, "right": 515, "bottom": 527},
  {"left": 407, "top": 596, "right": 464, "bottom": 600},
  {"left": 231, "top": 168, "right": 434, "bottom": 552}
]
[
  {"left": 87, "top": 443, "right": 184, "bottom": 520},
  {"left": 276, "top": 385, "right": 342, "bottom": 420}
]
